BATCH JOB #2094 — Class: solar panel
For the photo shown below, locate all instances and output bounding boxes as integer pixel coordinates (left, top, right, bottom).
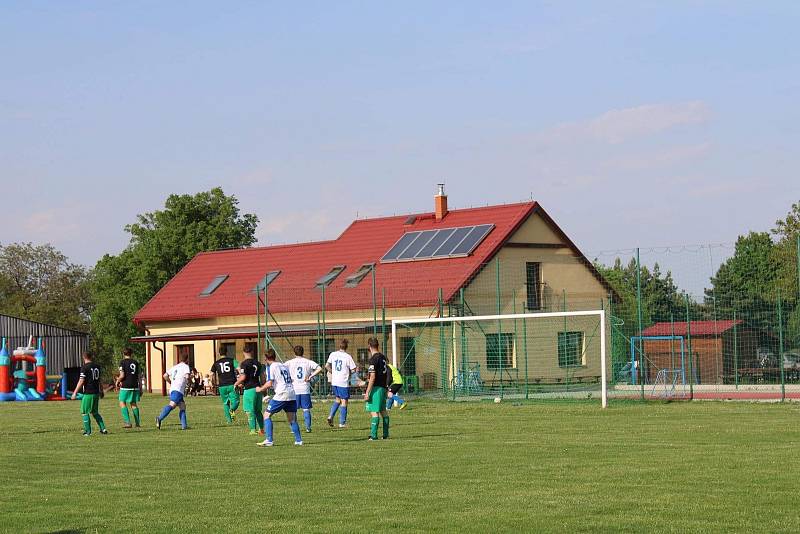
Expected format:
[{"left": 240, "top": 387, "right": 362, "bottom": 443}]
[
  {"left": 200, "top": 275, "right": 229, "bottom": 296},
  {"left": 381, "top": 224, "right": 495, "bottom": 263},
  {"left": 432, "top": 227, "right": 474, "bottom": 257},
  {"left": 252, "top": 271, "right": 281, "bottom": 292},
  {"left": 381, "top": 232, "right": 420, "bottom": 261},
  {"left": 398, "top": 230, "right": 438, "bottom": 260},
  {"left": 415, "top": 228, "right": 455, "bottom": 258},
  {"left": 450, "top": 224, "right": 494, "bottom": 256}
]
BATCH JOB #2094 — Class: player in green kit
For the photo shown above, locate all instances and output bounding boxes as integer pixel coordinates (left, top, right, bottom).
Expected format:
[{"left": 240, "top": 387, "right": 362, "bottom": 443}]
[
  {"left": 210, "top": 346, "right": 239, "bottom": 424},
  {"left": 363, "top": 337, "right": 390, "bottom": 441},
  {"left": 116, "top": 348, "right": 142, "bottom": 428},
  {"left": 235, "top": 347, "right": 264, "bottom": 435},
  {"left": 71, "top": 352, "right": 108, "bottom": 436}
]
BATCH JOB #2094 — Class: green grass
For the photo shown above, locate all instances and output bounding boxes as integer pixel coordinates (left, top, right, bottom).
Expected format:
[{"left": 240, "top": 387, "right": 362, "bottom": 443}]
[{"left": 1, "top": 396, "right": 799, "bottom": 533}]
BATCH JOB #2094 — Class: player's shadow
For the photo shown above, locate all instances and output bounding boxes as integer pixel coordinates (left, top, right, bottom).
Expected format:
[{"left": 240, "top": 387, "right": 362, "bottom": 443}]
[{"left": 43, "top": 530, "right": 84, "bottom": 534}]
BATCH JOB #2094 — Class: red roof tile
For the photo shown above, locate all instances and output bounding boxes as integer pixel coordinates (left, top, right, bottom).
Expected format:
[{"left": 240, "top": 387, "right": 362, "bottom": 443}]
[
  {"left": 641, "top": 320, "right": 743, "bottom": 337},
  {"left": 134, "top": 202, "right": 540, "bottom": 325}
]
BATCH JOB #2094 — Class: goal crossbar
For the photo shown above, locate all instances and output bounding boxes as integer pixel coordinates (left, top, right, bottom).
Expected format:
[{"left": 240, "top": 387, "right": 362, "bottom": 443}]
[{"left": 391, "top": 309, "right": 607, "bottom": 408}]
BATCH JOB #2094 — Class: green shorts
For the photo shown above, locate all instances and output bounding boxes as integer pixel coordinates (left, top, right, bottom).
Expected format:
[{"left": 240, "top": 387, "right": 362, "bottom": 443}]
[
  {"left": 81, "top": 393, "right": 100, "bottom": 414},
  {"left": 364, "top": 387, "right": 387, "bottom": 412},
  {"left": 242, "top": 388, "right": 263, "bottom": 413},
  {"left": 118, "top": 389, "right": 141, "bottom": 403}
]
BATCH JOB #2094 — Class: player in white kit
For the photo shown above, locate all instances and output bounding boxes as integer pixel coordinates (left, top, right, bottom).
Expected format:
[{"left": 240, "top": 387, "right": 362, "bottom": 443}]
[
  {"left": 256, "top": 349, "right": 304, "bottom": 446},
  {"left": 156, "top": 352, "right": 191, "bottom": 430},
  {"left": 325, "top": 339, "right": 358, "bottom": 428},
  {"left": 286, "top": 345, "right": 323, "bottom": 432}
]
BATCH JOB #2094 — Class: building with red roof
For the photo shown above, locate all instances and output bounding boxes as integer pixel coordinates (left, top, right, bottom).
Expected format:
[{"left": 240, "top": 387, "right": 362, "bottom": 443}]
[{"left": 134, "top": 187, "right": 613, "bottom": 394}]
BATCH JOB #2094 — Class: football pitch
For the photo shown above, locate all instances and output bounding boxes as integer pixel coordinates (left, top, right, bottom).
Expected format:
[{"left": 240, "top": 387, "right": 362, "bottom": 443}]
[{"left": 1, "top": 397, "right": 799, "bottom": 533}]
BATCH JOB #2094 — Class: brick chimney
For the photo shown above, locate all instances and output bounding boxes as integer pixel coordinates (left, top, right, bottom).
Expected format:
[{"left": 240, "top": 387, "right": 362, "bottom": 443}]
[{"left": 435, "top": 183, "right": 448, "bottom": 221}]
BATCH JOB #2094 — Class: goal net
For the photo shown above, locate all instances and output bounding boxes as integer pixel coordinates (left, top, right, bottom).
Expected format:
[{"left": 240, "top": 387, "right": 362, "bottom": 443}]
[{"left": 391, "top": 310, "right": 608, "bottom": 407}]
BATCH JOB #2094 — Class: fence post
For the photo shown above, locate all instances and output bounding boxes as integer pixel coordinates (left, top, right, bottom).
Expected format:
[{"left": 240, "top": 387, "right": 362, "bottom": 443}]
[
  {"left": 438, "top": 288, "right": 447, "bottom": 394},
  {"left": 685, "top": 295, "right": 694, "bottom": 401},
  {"left": 372, "top": 266, "right": 377, "bottom": 336},
  {"left": 636, "top": 248, "right": 645, "bottom": 400},
  {"left": 733, "top": 305, "right": 739, "bottom": 389},
  {"left": 256, "top": 287, "right": 262, "bottom": 359},
  {"left": 608, "top": 293, "right": 614, "bottom": 386},
  {"left": 778, "top": 289, "right": 785, "bottom": 403},
  {"left": 381, "top": 288, "right": 387, "bottom": 352},
  {"left": 496, "top": 258, "right": 503, "bottom": 399},
  {"left": 321, "top": 286, "right": 326, "bottom": 368}
]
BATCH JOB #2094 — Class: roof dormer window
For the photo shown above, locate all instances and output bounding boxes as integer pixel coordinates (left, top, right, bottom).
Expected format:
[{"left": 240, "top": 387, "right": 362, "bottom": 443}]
[
  {"left": 252, "top": 271, "right": 281, "bottom": 292},
  {"left": 315, "top": 265, "right": 345, "bottom": 288},
  {"left": 344, "top": 263, "right": 375, "bottom": 288}
]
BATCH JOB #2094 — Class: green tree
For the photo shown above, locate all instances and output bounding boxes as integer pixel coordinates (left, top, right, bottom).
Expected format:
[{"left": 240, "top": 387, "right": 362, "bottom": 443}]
[
  {"left": 91, "top": 188, "right": 258, "bottom": 356},
  {"left": 772, "top": 202, "right": 800, "bottom": 345},
  {"left": 0, "top": 242, "right": 92, "bottom": 331}
]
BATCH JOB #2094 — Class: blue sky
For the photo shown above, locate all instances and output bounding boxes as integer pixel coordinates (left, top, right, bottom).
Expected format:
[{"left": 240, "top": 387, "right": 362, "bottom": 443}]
[{"left": 2, "top": 1, "right": 799, "bottom": 290}]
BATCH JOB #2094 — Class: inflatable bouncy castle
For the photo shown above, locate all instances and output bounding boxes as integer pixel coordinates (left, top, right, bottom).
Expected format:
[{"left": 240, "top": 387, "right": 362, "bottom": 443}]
[{"left": 0, "top": 336, "right": 66, "bottom": 402}]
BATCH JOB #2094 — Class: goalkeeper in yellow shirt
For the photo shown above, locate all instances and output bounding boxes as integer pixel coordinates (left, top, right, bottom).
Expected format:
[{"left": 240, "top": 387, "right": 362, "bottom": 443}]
[{"left": 386, "top": 363, "right": 407, "bottom": 410}]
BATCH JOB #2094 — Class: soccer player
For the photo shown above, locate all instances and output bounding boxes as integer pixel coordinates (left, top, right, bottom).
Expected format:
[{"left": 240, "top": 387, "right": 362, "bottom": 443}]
[
  {"left": 71, "top": 351, "right": 108, "bottom": 436},
  {"left": 210, "top": 346, "right": 240, "bottom": 424},
  {"left": 156, "top": 352, "right": 191, "bottom": 430},
  {"left": 256, "top": 349, "right": 304, "bottom": 446},
  {"left": 116, "top": 347, "right": 142, "bottom": 428},
  {"left": 325, "top": 339, "right": 358, "bottom": 428},
  {"left": 235, "top": 346, "right": 264, "bottom": 435},
  {"left": 386, "top": 362, "right": 407, "bottom": 410},
  {"left": 363, "top": 337, "right": 390, "bottom": 441},
  {"left": 286, "top": 345, "right": 323, "bottom": 432}
]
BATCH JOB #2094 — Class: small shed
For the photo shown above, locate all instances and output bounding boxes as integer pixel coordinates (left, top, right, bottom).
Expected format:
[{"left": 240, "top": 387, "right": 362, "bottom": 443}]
[
  {"left": 638, "top": 320, "right": 775, "bottom": 385},
  {"left": 0, "top": 314, "right": 88, "bottom": 373}
]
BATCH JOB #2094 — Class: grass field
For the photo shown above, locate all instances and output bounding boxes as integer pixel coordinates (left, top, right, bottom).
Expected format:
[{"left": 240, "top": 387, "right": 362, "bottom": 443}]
[{"left": 1, "top": 396, "right": 799, "bottom": 533}]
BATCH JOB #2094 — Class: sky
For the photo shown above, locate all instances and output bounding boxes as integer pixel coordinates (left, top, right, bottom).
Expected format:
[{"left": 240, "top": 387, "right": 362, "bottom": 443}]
[{"left": 2, "top": 1, "right": 799, "bottom": 293}]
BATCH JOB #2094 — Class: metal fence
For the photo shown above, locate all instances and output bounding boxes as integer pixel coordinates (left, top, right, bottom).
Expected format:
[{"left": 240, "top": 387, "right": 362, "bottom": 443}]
[{"left": 0, "top": 314, "right": 87, "bottom": 373}]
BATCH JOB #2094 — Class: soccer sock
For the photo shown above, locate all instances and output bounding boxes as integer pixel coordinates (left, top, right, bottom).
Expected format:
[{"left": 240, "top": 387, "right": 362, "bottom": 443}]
[
  {"left": 93, "top": 413, "right": 106, "bottom": 432},
  {"left": 290, "top": 420, "right": 302, "bottom": 442},
  {"left": 340, "top": 406, "right": 348, "bottom": 425},
  {"left": 255, "top": 410, "right": 264, "bottom": 430},
  {"left": 121, "top": 406, "right": 131, "bottom": 424},
  {"left": 158, "top": 404, "right": 173, "bottom": 422},
  {"left": 132, "top": 407, "right": 140, "bottom": 426},
  {"left": 265, "top": 418, "right": 273, "bottom": 442},
  {"left": 179, "top": 410, "right": 187, "bottom": 429},
  {"left": 223, "top": 405, "right": 233, "bottom": 423},
  {"left": 329, "top": 401, "right": 340, "bottom": 419},
  {"left": 82, "top": 414, "right": 91, "bottom": 434},
  {"left": 303, "top": 409, "right": 312, "bottom": 430},
  {"left": 247, "top": 412, "right": 256, "bottom": 431},
  {"left": 370, "top": 416, "right": 379, "bottom": 439},
  {"left": 386, "top": 397, "right": 394, "bottom": 409},
  {"left": 382, "top": 416, "right": 390, "bottom": 439}
]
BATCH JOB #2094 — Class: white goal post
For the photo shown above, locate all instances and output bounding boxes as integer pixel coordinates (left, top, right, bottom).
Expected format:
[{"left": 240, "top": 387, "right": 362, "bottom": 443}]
[{"left": 391, "top": 309, "right": 608, "bottom": 408}]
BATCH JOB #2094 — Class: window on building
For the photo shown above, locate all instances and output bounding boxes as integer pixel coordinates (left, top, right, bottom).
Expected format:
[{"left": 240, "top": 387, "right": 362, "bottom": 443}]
[
  {"left": 557, "top": 332, "right": 584, "bottom": 368},
  {"left": 310, "top": 338, "right": 336, "bottom": 366},
  {"left": 175, "top": 344, "right": 195, "bottom": 368},
  {"left": 486, "top": 333, "right": 514, "bottom": 370},
  {"left": 252, "top": 271, "right": 281, "bottom": 292},
  {"left": 344, "top": 264, "right": 375, "bottom": 288},
  {"left": 400, "top": 337, "right": 417, "bottom": 377},
  {"left": 356, "top": 348, "right": 370, "bottom": 369},
  {"left": 243, "top": 341, "right": 258, "bottom": 358},
  {"left": 315, "top": 266, "right": 346, "bottom": 288},
  {"left": 200, "top": 275, "right": 229, "bottom": 297},
  {"left": 219, "top": 342, "right": 236, "bottom": 359},
  {"left": 526, "top": 262, "right": 542, "bottom": 311}
]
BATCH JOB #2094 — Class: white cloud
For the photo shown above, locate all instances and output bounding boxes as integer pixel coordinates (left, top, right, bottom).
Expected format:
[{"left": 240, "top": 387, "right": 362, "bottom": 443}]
[{"left": 545, "top": 101, "right": 711, "bottom": 144}]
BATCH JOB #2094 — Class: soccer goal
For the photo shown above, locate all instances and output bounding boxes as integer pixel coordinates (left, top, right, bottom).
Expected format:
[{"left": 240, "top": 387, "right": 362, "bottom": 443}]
[{"left": 391, "top": 309, "right": 608, "bottom": 408}]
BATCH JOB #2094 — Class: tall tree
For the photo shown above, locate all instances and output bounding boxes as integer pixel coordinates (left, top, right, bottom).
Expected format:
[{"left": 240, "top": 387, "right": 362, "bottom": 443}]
[
  {"left": 0, "top": 242, "right": 92, "bottom": 331},
  {"left": 91, "top": 188, "right": 258, "bottom": 355},
  {"left": 772, "top": 202, "right": 800, "bottom": 342}
]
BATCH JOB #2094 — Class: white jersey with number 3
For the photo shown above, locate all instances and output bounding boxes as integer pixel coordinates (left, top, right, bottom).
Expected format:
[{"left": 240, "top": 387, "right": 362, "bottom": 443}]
[
  {"left": 326, "top": 350, "right": 357, "bottom": 388},
  {"left": 286, "top": 357, "right": 320, "bottom": 395},
  {"left": 267, "top": 362, "right": 296, "bottom": 401}
]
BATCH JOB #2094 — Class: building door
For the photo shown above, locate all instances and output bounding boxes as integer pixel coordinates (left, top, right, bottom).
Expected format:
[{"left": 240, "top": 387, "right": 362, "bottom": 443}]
[{"left": 175, "top": 344, "right": 195, "bottom": 369}]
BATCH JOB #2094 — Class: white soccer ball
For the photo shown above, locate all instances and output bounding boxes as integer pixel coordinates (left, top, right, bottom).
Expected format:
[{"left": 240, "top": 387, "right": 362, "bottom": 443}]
[{"left": 494, "top": 397, "right": 502, "bottom": 404}]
